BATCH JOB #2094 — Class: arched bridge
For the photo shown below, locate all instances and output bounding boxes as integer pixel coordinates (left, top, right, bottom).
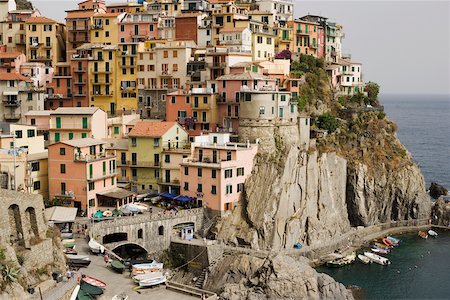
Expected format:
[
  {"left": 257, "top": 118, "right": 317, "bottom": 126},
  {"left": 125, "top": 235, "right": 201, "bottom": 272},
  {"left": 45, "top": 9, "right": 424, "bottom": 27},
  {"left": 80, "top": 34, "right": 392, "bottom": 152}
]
[{"left": 90, "top": 208, "right": 204, "bottom": 255}]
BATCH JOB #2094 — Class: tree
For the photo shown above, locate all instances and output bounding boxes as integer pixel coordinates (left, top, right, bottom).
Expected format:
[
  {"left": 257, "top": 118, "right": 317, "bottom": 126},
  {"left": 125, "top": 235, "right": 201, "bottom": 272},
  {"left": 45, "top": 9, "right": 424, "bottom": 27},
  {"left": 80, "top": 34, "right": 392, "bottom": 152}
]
[
  {"left": 317, "top": 113, "right": 340, "bottom": 133},
  {"left": 364, "top": 82, "right": 380, "bottom": 106}
]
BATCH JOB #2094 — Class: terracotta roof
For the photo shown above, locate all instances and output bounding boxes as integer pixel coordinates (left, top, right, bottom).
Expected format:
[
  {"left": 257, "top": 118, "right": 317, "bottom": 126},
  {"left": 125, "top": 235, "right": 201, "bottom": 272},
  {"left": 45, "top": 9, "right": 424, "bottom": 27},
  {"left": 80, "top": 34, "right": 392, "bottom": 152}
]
[
  {"left": 0, "top": 52, "right": 23, "bottom": 59},
  {"left": 25, "top": 16, "right": 58, "bottom": 24},
  {"left": 220, "top": 27, "right": 246, "bottom": 33},
  {"left": 0, "top": 72, "right": 32, "bottom": 82},
  {"left": 66, "top": 10, "right": 96, "bottom": 19},
  {"left": 128, "top": 121, "right": 176, "bottom": 137},
  {"left": 216, "top": 71, "right": 274, "bottom": 81},
  {"left": 51, "top": 107, "right": 100, "bottom": 115}
]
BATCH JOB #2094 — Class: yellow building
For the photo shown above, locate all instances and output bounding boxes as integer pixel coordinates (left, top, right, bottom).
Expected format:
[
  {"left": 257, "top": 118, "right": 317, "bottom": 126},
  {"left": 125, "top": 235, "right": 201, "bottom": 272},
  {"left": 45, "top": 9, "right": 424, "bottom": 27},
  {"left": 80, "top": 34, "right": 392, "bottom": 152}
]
[
  {"left": 275, "top": 24, "right": 293, "bottom": 53},
  {"left": 27, "top": 150, "right": 49, "bottom": 201},
  {"left": 160, "top": 144, "right": 190, "bottom": 195},
  {"left": 25, "top": 16, "right": 66, "bottom": 67},
  {"left": 128, "top": 121, "right": 188, "bottom": 194},
  {"left": 211, "top": 3, "right": 248, "bottom": 46},
  {"left": 104, "top": 138, "right": 130, "bottom": 187},
  {"left": 90, "top": 12, "right": 123, "bottom": 44},
  {"left": 252, "top": 31, "right": 275, "bottom": 61}
]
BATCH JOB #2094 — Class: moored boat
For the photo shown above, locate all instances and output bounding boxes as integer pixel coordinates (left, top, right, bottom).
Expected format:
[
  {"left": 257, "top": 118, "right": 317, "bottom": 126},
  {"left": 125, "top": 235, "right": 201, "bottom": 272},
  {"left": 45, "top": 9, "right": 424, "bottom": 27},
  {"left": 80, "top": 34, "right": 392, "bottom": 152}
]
[
  {"left": 418, "top": 231, "right": 428, "bottom": 239},
  {"left": 364, "top": 252, "right": 391, "bottom": 266},
  {"left": 326, "top": 252, "right": 356, "bottom": 267},
  {"left": 80, "top": 281, "right": 103, "bottom": 296},
  {"left": 428, "top": 230, "right": 438, "bottom": 237},
  {"left": 88, "top": 239, "right": 104, "bottom": 254},
  {"left": 382, "top": 238, "right": 394, "bottom": 247},
  {"left": 81, "top": 275, "right": 106, "bottom": 288},
  {"left": 374, "top": 242, "right": 391, "bottom": 250},
  {"left": 135, "top": 272, "right": 167, "bottom": 288},
  {"left": 371, "top": 248, "right": 389, "bottom": 255},
  {"left": 131, "top": 262, "right": 163, "bottom": 276},
  {"left": 66, "top": 254, "right": 91, "bottom": 267},
  {"left": 69, "top": 285, "right": 80, "bottom": 300},
  {"left": 111, "top": 260, "right": 126, "bottom": 273},
  {"left": 387, "top": 236, "right": 400, "bottom": 245},
  {"left": 358, "top": 254, "right": 371, "bottom": 264}
]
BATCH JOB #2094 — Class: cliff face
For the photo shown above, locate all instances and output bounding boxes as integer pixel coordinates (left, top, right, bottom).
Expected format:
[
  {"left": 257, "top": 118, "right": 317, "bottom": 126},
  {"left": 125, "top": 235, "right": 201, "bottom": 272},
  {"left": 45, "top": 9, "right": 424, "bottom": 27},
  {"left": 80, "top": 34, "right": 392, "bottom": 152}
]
[
  {"left": 215, "top": 121, "right": 431, "bottom": 251},
  {"left": 204, "top": 254, "right": 353, "bottom": 300}
]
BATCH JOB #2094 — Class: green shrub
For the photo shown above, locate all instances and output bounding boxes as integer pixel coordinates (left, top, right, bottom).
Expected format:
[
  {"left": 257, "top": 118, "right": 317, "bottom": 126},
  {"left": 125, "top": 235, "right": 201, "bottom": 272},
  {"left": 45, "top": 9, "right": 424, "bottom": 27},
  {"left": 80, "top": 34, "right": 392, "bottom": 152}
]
[
  {"left": 365, "top": 82, "right": 380, "bottom": 105},
  {"left": 296, "top": 95, "right": 308, "bottom": 112},
  {"left": 317, "top": 113, "right": 340, "bottom": 133},
  {"left": 0, "top": 249, "right": 5, "bottom": 262},
  {"left": 377, "top": 112, "right": 386, "bottom": 119}
]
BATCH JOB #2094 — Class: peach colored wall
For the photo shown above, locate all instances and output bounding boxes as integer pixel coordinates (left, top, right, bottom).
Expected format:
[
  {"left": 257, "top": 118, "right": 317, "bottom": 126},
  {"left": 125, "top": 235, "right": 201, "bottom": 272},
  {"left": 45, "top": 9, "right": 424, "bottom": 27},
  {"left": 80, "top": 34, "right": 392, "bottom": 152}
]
[
  {"left": 118, "top": 22, "right": 158, "bottom": 43},
  {"left": 166, "top": 94, "right": 192, "bottom": 123},
  {"left": 25, "top": 115, "right": 50, "bottom": 131}
]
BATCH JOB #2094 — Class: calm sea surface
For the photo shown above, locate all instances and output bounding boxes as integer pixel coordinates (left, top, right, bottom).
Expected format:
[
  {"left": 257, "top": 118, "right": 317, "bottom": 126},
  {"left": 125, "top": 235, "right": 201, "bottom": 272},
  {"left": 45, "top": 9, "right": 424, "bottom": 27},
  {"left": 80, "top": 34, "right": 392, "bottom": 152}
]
[{"left": 317, "top": 94, "right": 450, "bottom": 299}]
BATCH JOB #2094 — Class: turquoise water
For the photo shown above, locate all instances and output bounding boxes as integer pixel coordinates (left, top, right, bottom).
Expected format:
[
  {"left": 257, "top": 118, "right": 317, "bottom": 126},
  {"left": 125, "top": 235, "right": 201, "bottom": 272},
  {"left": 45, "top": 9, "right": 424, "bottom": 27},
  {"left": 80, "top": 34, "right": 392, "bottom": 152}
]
[{"left": 317, "top": 230, "right": 450, "bottom": 299}]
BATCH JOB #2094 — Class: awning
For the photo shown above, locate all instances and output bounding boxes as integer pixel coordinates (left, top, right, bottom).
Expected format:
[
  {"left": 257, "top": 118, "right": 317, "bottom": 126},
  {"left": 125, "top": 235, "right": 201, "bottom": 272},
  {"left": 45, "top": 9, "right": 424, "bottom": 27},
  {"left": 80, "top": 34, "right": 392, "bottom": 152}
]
[
  {"left": 3, "top": 91, "right": 19, "bottom": 96},
  {"left": 45, "top": 206, "right": 78, "bottom": 223},
  {"left": 97, "top": 188, "right": 134, "bottom": 199},
  {"left": 160, "top": 192, "right": 177, "bottom": 199},
  {"left": 174, "top": 195, "right": 195, "bottom": 202}
]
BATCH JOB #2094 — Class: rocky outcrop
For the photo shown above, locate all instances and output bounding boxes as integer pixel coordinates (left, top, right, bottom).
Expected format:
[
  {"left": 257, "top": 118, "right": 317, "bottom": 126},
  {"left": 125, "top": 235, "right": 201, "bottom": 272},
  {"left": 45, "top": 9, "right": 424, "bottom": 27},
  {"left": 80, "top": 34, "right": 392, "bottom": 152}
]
[
  {"left": 429, "top": 182, "right": 448, "bottom": 200},
  {"left": 204, "top": 254, "right": 353, "bottom": 300},
  {"left": 431, "top": 198, "right": 450, "bottom": 226}
]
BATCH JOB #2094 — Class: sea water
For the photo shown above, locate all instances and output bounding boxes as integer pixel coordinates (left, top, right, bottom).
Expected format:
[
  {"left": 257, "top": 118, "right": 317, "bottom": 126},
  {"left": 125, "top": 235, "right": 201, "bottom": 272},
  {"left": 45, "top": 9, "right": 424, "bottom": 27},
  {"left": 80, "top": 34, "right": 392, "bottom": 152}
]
[
  {"left": 317, "top": 95, "right": 450, "bottom": 299},
  {"left": 317, "top": 231, "right": 450, "bottom": 299}
]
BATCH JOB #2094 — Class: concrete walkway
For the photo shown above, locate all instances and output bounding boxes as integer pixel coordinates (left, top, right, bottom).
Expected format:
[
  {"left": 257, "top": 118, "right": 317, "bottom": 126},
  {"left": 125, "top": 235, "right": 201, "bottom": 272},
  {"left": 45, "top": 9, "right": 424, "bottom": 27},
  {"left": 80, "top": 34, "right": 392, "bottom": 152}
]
[{"left": 73, "top": 236, "right": 197, "bottom": 300}]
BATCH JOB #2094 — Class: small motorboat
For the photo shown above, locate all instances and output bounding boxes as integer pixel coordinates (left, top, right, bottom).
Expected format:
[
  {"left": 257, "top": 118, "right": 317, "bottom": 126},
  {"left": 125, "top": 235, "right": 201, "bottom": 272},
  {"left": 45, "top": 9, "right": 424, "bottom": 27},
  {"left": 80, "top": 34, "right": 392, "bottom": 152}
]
[
  {"left": 326, "top": 252, "right": 356, "bottom": 267},
  {"left": 374, "top": 242, "right": 391, "bottom": 250},
  {"left": 62, "top": 239, "right": 75, "bottom": 248},
  {"left": 418, "top": 231, "right": 428, "bottom": 239},
  {"left": 131, "top": 262, "right": 163, "bottom": 276},
  {"left": 66, "top": 254, "right": 91, "bottom": 268},
  {"left": 134, "top": 272, "right": 167, "bottom": 288},
  {"left": 371, "top": 248, "right": 389, "bottom": 255},
  {"left": 382, "top": 238, "right": 394, "bottom": 247},
  {"left": 373, "top": 245, "right": 390, "bottom": 252},
  {"left": 80, "top": 281, "right": 103, "bottom": 296},
  {"left": 81, "top": 275, "right": 106, "bottom": 288},
  {"left": 387, "top": 236, "right": 400, "bottom": 245},
  {"left": 88, "top": 239, "right": 104, "bottom": 254},
  {"left": 358, "top": 254, "right": 371, "bottom": 264},
  {"left": 111, "top": 260, "right": 126, "bottom": 273},
  {"left": 364, "top": 252, "right": 391, "bottom": 266},
  {"left": 64, "top": 248, "right": 78, "bottom": 255},
  {"left": 428, "top": 230, "right": 438, "bottom": 237}
]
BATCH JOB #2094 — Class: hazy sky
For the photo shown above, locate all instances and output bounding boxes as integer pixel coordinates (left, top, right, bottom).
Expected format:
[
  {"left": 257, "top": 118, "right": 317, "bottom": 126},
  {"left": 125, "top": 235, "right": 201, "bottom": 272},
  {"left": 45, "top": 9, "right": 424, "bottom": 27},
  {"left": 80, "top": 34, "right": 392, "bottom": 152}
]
[{"left": 31, "top": 0, "right": 450, "bottom": 95}]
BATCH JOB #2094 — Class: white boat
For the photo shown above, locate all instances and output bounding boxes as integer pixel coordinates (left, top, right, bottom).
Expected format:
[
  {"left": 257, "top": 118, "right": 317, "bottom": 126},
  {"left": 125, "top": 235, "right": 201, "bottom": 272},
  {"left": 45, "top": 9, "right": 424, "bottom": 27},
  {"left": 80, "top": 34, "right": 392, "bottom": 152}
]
[
  {"left": 133, "top": 271, "right": 163, "bottom": 283},
  {"left": 133, "top": 202, "right": 149, "bottom": 212},
  {"left": 137, "top": 273, "right": 166, "bottom": 288},
  {"left": 132, "top": 262, "right": 164, "bottom": 276},
  {"left": 358, "top": 254, "right": 371, "bottom": 264},
  {"left": 69, "top": 285, "right": 80, "bottom": 300},
  {"left": 428, "top": 230, "right": 438, "bottom": 237},
  {"left": 88, "top": 239, "right": 104, "bottom": 254},
  {"left": 364, "top": 252, "right": 391, "bottom": 266},
  {"left": 387, "top": 236, "right": 400, "bottom": 245}
]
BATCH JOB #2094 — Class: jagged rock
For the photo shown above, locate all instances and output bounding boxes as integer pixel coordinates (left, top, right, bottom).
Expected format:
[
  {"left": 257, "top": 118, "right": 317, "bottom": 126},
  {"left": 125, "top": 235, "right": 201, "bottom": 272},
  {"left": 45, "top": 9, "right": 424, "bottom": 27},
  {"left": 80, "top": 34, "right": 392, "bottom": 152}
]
[
  {"left": 431, "top": 198, "right": 450, "bottom": 226},
  {"left": 204, "top": 254, "right": 353, "bottom": 300},
  {"left": 429, "top": 182, "right": 448, "bottom": 200}
]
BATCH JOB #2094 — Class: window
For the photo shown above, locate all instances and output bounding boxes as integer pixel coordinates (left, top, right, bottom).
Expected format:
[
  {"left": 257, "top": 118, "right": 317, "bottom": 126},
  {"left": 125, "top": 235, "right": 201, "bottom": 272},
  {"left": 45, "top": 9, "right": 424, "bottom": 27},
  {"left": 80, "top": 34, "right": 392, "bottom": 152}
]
[
  {"left": 27, "top": 129, "right": 35, "bottom": 137},
  {"left": 89, "top": 199, "right": 95, "bottom": 207},
  {"left": 226, "top": 184, "right": 232, "bottom": 194},
  {"left": 259, "top": 106, "right": 265, "bottom": 115},
  {"left": 237, "top": 183, "right": 244, "bottom": 192},
  {"left": 55, "top": 133, "right": 60, "bottom": 142},
  {"left": 267, "top": 37, "right": 272, "bottom": 44},
  {"left": 225, "top": 169, "right": 232, "bottom": 178},
  {"left": 153, "top": 138, "right": 159, "bottom": 147},
  {"left": 173, "top": 50, "right": 178, "bottom": 58},
  {"left": 31, "top": 162, "right": 40, "bottom": 171},
  {"left": 31, "top": 118, "right": 36, "bottom": 125},
  {"left": 184, "top": 182, "right": 189, "bottom": 191},
  {"left": 105, "top": 19, "right": 109, "bottom": 25},
  {"left": 114, "top": 127, "right": 119, "bottom": 134},
  {"left": 198, "top": 168, "right": 202, "bottom": 177},
  {"left": 102, "top": 161, "right": 106, "bottom": 175},
  {"left": 60, "top": 147, "right": 66, "bottom": 155},
  {"left": 184, "top": 167, "right": 189, "bottom": 175},
  {"left": 68, "top": 133, "right": 74, "bottom": 140},
  {"left": 60, "top": 164, "right": 66, "bottom": 174},
  {"left": 158, "top": 226, "right": 164, "bottom": 235},
  {"left": 138, "top": 229, "right": 143, "bottom": 239},
  {"left": 257, "top": 36, "right": 263, "bottom": 43},
  {"left": 56, "top": 117, "right": 61, "bottom": 128},
  {"left": 82, "top": 117, "right": 88, "bottom": 128},
  {"left": 211, "top": 169, "right": 216, "bottom": 178},
  {"left": 111, "top": 177, "right": 114, "bottom": 185},
  {"left": 171, "top": 96, "right": 176, "bottom": 104},
  {"left": 197, "top": 184, "right": 203, "bottom": 192},
  {"left": 281, "top": 95, "right": 286, "bottom": 101},
  {"left": 203, "top": 96, "right": 208, "bottom": 104},
  {"left": 89, "top": 164, "right": 93, "bottom": 179},
  {"left": 154, "top": 169, "right": 159, "bottom": 178},
  {"left": 237, "top": 167, "right": 244, "bottom": 176},
  {"left": 211, "top": 185, "right": 217, "bottom": 194},
  {"left": 165, "top": 154, "right": 170, "bottom": 163},
  {"left": 226, "top": 151, "right": 232, "bottom": 161},
  {"left": 81, "top": 133, "right": 87, "bottom": 138},
  {"left": 33, "top": 181, "right": 40, "bottom": 191},
  {"left": 89, "top": 182, "right": 95, "bottom": 191},
  {"left": 163, "top": 51, "right": 168, "bottom": 58},
  {"left": 131, "top": 137, "right": 137, "bottom": 146}
]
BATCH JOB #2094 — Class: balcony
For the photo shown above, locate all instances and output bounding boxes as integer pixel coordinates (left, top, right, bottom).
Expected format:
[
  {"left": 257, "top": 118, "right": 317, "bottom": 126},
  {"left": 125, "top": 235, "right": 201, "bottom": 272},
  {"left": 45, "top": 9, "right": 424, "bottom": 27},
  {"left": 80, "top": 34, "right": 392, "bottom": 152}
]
[
  {"left": 296, "top": 30, "right": 309, "bottom": 36},
  {"left": 160, "top": 70, "right": 172, "bottom": 77},
  {"left": 91, "top": 79, "right": 112, "bottom": 85},
  {"left": 15, "top": 36, "right": 25, "bottom": 44},
  {"left": 73, "top": 92, "right": 86, "bottom": 97},
  {"left": 309, "top": 43, "right": 318, "bottom": 49},
  {"left": 73, "top": 68, "right": 86, "bottom": 73},
  {"left": 29, "top": 56, "right": 53, "bottom": 61},
  {"left": 281, "top": 36, "right": 292, "bottom": 41},
  {"left": 90, "top": 68, "right": 111, "bottom": 74},
  {"left": 92, "top": 91, "right": 114, "bottom": 97},
  {"left": 128, "top": 160, "right": 161, "bottom": 168},
  {"left": 87, "top": 171, "right": 118, "bottom": 182},
  {"left": 29, "top": 42, "right": 42, "bottom": 48},
  {"left": 158, "top": 178, "right": 180, "bottom": 186},
  {"left": 117, "top": 160, "right": 128, "bottom": 167},
  {"left": 43, "top": 43, "right": 52, "bottom": 49},
  {"left": 54, "top": 191, "right": 75, "bottom": 200},
  {"left": 67, "top": 25, "right": 89, "bottom": 31},
  {"left": 74, "top": 80, "right": 86, "bottom": 85},
  {"left": 2, "top": 99, "right": 21, "bottom": 107},
  {"left": 74, "top": 152, "right": 115, "bottom": 162},
  {"left": 4, "top": 113, "right": 21, "bottom": 120},
  {"left": 90, "top": 24, "right": 103, "bottom": 30},
  {"left": 209, "top": 62, "right": 226, "bottom": 69}
]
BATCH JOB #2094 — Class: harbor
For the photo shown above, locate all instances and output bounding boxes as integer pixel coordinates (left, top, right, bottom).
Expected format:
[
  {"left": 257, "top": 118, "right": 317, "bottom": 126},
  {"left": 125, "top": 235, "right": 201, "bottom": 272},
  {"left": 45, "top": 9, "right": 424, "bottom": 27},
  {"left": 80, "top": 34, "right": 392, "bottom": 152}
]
[{"left": 317, "top": 228, "right": 450, "bottom": 299}]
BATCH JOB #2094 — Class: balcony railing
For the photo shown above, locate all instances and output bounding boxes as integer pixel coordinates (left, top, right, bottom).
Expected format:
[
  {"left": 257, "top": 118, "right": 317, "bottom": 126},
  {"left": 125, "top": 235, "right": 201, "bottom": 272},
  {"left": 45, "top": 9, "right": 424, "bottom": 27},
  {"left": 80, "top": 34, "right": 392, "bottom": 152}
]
[
  {"left": 73, "top": 68, "right": 86, "bottom": 73},
  {"left": 158, "top": 178, "right": 180, "bottom": 185},
  {"left": 2, "top": 100, "right": 21, "bottom": 107},
  {"left": 296, "top": 30, "right": 309, "bottom": 35},
  {"left": 90, "top": 68, "right": 111, "bottom": 74},
  {"left": 209, "top": 62, "right": 226, "bottom": 69},
  {"left": 128, "top": 160, "right": 161, "bottom": 168},
  {"left": 74, "top": 152, "right": 115, "bottom": 162},
  {"left": 29, "top": 56, "right": 53, "bottom": 61},
  {"left": 4, "top": 113, "right": 21, "bottom": 120}
]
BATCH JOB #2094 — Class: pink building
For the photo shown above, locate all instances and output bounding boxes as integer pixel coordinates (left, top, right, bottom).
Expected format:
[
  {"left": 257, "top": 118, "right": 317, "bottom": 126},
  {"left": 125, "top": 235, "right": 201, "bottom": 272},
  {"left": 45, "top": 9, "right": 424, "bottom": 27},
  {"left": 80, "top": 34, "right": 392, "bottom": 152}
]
[
  {"left": 166, "top": 90, "right": 193, "bottom": 125},
  {"left": 0, "top": 51, "right": 26, "bottom": 74},
  {"left": 48, "top": 138, "right": 133, "bottom": 215},
  {"left": 180, "top": 133, "right": 258, "bottom": 213},
  {"left": 118, "top": 12, "right": 159, "bottom": 43},
  {"left": 216, "top": 70, "right": 277, "bottom": 133},
  {"left": 25, "top": 110, "right": 51, "bottom": 144}
]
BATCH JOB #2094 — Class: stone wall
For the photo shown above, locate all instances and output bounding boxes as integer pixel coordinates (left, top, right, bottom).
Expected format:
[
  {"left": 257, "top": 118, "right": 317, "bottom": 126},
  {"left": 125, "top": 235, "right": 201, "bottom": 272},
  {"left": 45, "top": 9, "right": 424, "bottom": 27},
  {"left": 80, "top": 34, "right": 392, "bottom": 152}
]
[{"left": 91, "top": 208, "right": 204, "bottom": 254}]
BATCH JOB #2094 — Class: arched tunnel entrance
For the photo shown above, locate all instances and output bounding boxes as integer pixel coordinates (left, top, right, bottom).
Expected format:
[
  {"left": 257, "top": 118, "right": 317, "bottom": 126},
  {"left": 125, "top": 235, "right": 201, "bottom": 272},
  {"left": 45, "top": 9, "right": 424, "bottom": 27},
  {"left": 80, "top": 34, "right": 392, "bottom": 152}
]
[{"left": 112, "top": 243, "right": 148, "bottom": 260}]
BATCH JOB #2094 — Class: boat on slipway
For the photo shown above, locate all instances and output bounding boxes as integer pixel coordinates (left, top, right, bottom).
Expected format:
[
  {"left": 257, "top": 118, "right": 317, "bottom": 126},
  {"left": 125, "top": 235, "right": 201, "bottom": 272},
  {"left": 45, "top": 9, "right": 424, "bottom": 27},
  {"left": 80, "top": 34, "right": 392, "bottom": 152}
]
[
  {"left": 131, "top": 262, "right": 164, "bottom": 276},
  {"left": 111, "top": 260, "right": 126, "bottom": 273},
  {"left": 81, "top": 275, "right": 106, "bottom": 288},
  {"left": 364, "top": 252, "right": 391, "bottom": 266},
  {"left": 66, "top": 254, "right": 91, "bottom": 268},
  {"left": 133, "top": 271, "right": 167, "bottom": 288},
  {"left": 88, "top": 239, "right": 104, "bottom": 254}
]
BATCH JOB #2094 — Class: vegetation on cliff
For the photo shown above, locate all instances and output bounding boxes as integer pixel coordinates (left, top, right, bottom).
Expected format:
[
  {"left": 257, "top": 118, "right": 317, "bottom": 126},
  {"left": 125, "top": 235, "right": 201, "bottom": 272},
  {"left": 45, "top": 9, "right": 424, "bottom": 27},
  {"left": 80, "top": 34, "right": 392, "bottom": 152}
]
[{"left": 16, "top": 0, "right": 33, "bottom": 10}]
